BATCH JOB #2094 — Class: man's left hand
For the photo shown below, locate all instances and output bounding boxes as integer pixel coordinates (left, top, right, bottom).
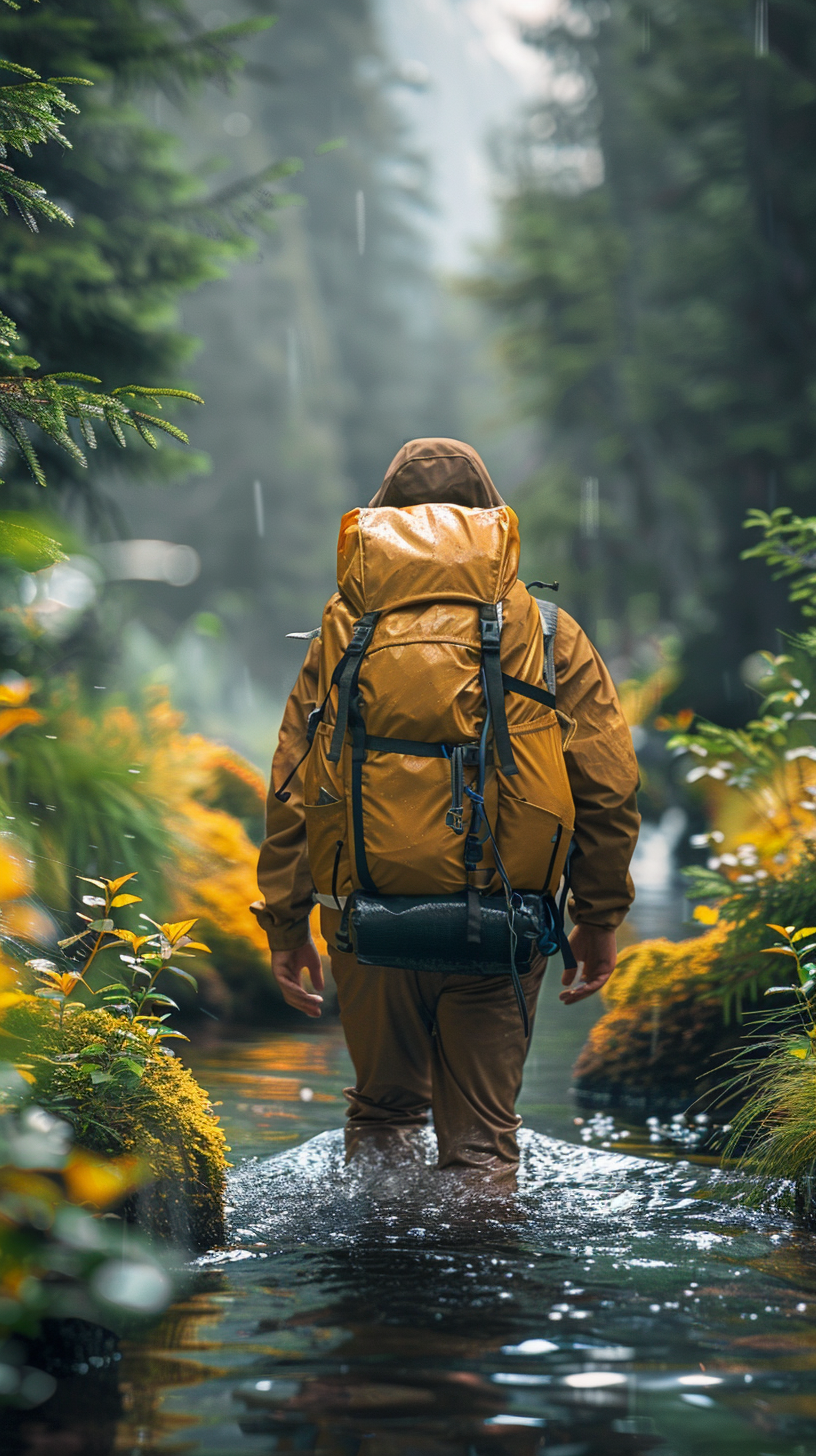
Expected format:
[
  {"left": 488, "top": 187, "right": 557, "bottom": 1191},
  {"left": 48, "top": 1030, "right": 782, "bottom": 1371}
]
[{"left": 559, "top": 924, "right": 617, "bottom": 1005}]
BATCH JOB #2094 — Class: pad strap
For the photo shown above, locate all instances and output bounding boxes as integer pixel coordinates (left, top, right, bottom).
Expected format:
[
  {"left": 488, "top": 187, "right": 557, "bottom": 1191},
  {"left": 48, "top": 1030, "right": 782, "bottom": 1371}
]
[
  {"left": 536, "top": 599, "right": 559, "bottom": 698},
  {"left": 480, "top": 604, "right": 517, "bottom": 776},
  {"left": 327, "top": 611, "right": 380, "bottom": 764}
]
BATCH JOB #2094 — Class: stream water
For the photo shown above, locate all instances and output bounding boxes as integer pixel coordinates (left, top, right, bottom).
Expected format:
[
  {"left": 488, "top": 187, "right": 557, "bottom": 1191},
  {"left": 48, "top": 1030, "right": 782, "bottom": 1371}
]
[{"left": 18, "top": 826, "right": 816, "bottom": 1454}]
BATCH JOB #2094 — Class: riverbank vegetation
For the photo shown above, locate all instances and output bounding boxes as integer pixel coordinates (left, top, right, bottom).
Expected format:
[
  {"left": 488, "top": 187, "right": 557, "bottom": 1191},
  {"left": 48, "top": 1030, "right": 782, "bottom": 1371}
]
[{"left": 576, "top": 509, "right": 816, "bottom": 1205}]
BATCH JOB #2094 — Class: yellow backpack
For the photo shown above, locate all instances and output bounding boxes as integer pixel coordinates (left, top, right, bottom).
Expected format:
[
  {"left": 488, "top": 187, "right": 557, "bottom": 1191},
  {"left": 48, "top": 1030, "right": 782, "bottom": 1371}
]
[{"left": 276, "top": 502, "right": 576, "bottom": 1023}]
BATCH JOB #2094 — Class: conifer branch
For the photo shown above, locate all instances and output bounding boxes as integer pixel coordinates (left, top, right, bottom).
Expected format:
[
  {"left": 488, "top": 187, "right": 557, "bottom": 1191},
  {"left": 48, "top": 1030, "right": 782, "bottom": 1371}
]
[
  {"left": 0, "top": 371, "right": 203, "bottom": 486},
  {"left": 0, "top": 26, "right": 203, "bottom": 483}
]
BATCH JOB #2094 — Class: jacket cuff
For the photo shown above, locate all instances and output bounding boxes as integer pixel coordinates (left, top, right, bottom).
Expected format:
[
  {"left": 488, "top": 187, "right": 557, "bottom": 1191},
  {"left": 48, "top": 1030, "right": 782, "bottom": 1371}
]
[
  {"left": 568, "top": 899, "right": 630, "bottom": 932},
  {"left": 250, "top": 901, "right": 311, "bottom": 952}
]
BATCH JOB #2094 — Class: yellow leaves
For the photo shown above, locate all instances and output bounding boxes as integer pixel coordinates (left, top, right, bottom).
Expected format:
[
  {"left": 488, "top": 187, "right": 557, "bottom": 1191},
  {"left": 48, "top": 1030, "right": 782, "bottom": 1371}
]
[
  {"left": 693, "top": 905, "right": 720, "bottom": 925},
  {"left": 13, "top": 1064, "right": 35, "bottom": 1084},
  {"left": 0, "top": 837, "right": 34, "bottom": 904},
  {"left": 655, "top": 707, "right": 695, "bottom": 733},
  {"left": 792, "top": 927, "right": 816, "bottom": 942},
  {"left": 179, "top": 940, "right": 211, "bottom": 954},
  {"left": 0, "top": 680, "right": 42, "bottom": 740},
  {"left": 62, "top": 1150, "right": 144, "bottom": 1209},
  {"left": 762, "top": 946, "right": 798, "bottom": 957},
  {"left": 103, "top": 872, "right": 138, "bottom": 895},
  {"left": 110, "top": 893, "right": 141, "bottom": 908},
  {"left": 109, "top": 929, "right": 150, "bottom": 953},
  {"left": 36, "top": 968, "right": 85, "bottom": 995},
  {"left": 767, "top": 924, "right": 795, "bottom": 936},
  {"left": 0, "top": 706, "right": 43, "bottom": 740},
  {"left": 159, "top": 918, "right": 197, "bottom": 944},
  {"left": 0, "top": 989, "right": 36, "bottom": 1017},
  {"left": 0, "top": 676, "right": 33, "bottom": 708}
]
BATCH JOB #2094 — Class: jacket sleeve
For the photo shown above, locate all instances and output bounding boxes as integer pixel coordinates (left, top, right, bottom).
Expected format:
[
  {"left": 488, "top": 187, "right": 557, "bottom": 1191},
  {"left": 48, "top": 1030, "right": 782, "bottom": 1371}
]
[
  {"left": 251, "top": 638, "right": 320, "bottom": 951},
  {"left": 554, "top": 610, "right": 640, "bottom": 931}
]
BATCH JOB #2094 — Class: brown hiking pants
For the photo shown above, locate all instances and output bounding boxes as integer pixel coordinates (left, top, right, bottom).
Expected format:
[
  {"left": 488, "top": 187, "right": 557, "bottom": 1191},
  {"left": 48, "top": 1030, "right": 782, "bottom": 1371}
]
[{"left": 329, "top": 942, "right": 546, "bottom": 1171}]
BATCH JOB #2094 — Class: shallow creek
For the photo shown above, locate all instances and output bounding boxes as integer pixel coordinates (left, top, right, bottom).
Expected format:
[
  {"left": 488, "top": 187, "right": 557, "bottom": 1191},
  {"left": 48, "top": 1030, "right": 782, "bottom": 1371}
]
[{"left": 96, "top": 943, "right": 816, "bottom": 1456}]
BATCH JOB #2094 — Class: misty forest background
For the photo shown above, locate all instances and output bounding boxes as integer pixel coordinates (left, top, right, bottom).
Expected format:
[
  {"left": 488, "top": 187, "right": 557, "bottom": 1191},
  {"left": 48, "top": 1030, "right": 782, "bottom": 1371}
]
[{"left": 3, "top": 0, "right": 811, "bottom": 808}]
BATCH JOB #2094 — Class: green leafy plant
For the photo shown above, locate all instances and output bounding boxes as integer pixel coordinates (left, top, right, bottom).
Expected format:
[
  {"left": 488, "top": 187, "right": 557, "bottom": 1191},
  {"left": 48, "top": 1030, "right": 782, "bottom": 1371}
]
[
  {"left": 743, "top": 508, "right": 816, "bottom": 620},
  {"left": 717, "top": 922, "right": 816, "bottom": 1198},
  {"left": 25, "top": 871, "right": 210, "bottom": 1071}
]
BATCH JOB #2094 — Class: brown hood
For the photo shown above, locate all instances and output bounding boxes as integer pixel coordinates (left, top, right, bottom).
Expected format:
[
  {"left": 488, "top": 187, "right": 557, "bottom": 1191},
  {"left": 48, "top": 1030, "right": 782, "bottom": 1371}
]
[{"left": 369, "top": 437, "right": 505, "bottom": 510}]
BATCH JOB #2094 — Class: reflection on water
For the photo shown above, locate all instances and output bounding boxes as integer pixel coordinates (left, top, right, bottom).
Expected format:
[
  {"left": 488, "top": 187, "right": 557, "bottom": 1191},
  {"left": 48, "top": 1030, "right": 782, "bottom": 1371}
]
[
  {"left": 14, "top": 836, "right": 816, "bottom": 1456},
  {"left": 24, "top": 994, "right": 810, "bottom": 1456},
  {"left": 103, "top": 1109, "right": 816, "bottom": 1456}
]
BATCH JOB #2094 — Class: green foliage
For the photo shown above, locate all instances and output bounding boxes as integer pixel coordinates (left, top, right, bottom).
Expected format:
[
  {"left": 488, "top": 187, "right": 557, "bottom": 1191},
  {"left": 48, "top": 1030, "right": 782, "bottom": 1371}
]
[
  {"left": 716, "top": 923, "right": 816, "bottom": 1195},
  {"left": 1, "top": 860, "right": 226, "bottom": 1250},
  {"left": 0, "top": 59, "right": 87, "bottom": 230},
  {"left": 705, "top": 847, "right": 816, "bottom": 1019},
  {"left": 28, "top": 870, "right": 208, "bottom": 1040},
  {"left": 477, "top": 0, "right": 816, "bottom": 717},
  {"left": 743, "top": 507, "right": 816, "bottom": 618},
  {"left": 0, "top": 704, "right": 171, "bottom": 916},
  {"left": 4, "top": 1000, "right": 225, "bottom": 1251},
  {"left": 0, "top": 0, "right": 276, "bottom": 500},
  {"left": 0, "top": 31, "right": 213, "bottom": 490}
]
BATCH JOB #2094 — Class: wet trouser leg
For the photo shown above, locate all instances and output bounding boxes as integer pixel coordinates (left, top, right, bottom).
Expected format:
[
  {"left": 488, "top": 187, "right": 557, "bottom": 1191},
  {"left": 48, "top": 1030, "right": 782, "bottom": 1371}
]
[{"left": 329, "top": 942, "right": 546, "bottom": 1170}]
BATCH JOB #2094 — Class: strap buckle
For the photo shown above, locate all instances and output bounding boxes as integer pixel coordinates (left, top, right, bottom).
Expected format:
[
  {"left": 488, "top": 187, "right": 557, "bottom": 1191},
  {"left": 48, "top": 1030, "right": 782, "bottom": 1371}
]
[{"left": 480, "top": 617, "right": 501, "bottom": 650}]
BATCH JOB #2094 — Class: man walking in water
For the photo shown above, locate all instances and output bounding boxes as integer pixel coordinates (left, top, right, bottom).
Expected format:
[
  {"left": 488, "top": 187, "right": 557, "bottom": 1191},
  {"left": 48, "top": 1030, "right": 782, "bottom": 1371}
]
[{"left": 252, "top": 438, "right": 639, "bottom": 1173}]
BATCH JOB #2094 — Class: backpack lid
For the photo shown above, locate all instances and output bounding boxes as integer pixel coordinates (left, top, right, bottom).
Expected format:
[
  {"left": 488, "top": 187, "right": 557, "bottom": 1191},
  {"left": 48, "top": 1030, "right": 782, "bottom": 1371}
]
[{"left": 337, "top": 502, "right": 520, "bottom": 615}]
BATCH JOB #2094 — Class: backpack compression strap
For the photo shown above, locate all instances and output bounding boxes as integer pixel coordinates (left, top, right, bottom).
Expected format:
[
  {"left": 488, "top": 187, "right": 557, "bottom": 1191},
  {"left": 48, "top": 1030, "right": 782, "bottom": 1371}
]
[
  {"left": 273, "top": 610, "right": 380, "bottom": 802},
  {"left": 327, "top": 611, "right": 380, "bottom": 764},
  {"left": 479, "top": 604, "right": 518, "bottom": 776}
]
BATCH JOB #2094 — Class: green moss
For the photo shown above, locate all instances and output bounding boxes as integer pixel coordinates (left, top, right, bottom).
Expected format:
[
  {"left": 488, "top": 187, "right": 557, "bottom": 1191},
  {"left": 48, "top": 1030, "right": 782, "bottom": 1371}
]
[
  {"left": 573, "top": 929, "right": 743, "bottom": 1106},
  {"left": 5, "top": 1002, "right": 227, "bottom": 1250}
]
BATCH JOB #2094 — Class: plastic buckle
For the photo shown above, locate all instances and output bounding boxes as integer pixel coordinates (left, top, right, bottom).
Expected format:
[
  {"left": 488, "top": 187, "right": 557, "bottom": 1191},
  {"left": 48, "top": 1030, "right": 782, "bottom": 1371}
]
[
  {"left": 480, "top": 618, "right": 501, "bottom": 649},
  {"left": 464, "top": 833, "right": 483, "bottom": 867},
  {"left": 446, "top": 808, "right": 464, "bottom": 834}
]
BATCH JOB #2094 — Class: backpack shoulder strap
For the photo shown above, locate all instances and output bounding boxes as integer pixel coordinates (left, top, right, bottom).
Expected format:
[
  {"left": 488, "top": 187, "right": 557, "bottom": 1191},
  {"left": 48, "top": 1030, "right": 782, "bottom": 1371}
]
[{"left": 536, "top": 599, "right": 559, "bottom": 698}]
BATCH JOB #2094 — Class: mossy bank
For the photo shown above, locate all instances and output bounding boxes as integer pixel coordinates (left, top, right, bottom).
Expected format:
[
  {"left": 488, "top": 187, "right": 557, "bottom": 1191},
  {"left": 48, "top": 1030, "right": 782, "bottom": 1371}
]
[{"left": 5, "top": 1002, "right": 227, "bottom": 1250}]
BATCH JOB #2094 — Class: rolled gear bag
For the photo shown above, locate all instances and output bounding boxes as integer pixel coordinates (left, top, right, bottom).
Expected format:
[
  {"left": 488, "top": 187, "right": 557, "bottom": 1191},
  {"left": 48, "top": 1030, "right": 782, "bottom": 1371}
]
[{"left": 276, "top": 501, "right": 576, "bottom": 1031}]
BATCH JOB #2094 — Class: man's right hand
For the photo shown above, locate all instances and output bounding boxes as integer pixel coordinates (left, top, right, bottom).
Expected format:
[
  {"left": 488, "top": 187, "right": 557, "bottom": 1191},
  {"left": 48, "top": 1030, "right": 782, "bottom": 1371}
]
[{"left": 269, "top": 939, "right": 324, "bottom": 1018}]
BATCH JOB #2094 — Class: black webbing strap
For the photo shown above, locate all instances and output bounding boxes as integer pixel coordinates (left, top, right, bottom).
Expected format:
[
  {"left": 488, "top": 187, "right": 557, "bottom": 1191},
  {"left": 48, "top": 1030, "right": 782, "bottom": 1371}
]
[
  {"left": 446, "top": 745, "right": 465, "bottom": 834},
  {"left": 348, "top": 695, "right": 378, "bottom": 894},
  {"left": 327, "top": 611, "right": 380, "bottom": 764},
  {"left": 364, "top": 736, "right": 491, "bottom": 765},
  {"left": 501, "top": 673, "right": 556, "bottom": 711},
  {"left": 479, "top": 604, "right": 517, "bottom": 776},
  {"left": 274, "top": 699, "right": 330, "bottom": 803},
  {"left": 543, "top": 824, "right": 563, "bottom": 893}
]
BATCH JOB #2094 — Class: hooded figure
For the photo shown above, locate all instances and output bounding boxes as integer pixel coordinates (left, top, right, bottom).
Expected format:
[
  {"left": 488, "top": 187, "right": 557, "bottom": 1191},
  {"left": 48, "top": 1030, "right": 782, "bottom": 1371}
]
[
  {"left": 253, "top": 439, "right": 639, "bottom": 1173},
  {"left": 368, "top": 437, "right": 506, "bottom": 510}
]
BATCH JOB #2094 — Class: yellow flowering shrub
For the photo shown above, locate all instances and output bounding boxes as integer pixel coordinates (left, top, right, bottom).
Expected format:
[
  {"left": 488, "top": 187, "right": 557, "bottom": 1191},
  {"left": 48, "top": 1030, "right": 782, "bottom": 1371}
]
[{"left": 573, "top": 924, "right": 743, "bottom": 1102}]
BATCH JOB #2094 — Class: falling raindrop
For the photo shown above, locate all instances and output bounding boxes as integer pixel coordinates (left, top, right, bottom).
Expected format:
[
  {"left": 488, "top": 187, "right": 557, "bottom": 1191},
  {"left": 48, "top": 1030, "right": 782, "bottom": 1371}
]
[
  {"left": 356, "top": 189, "right": 366, "bottom": 256},
  {"left": 253, "top": 479, "right": 265, "bottom": 538},
  {"left": 755, "top": 0, "right": 768, "bottom": 56},
  {"left": 580, "top": 476, "right": 599, "bottom": 538},
  {"left": 286, "top": 325, "right": 300, "bottom": 398}
]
